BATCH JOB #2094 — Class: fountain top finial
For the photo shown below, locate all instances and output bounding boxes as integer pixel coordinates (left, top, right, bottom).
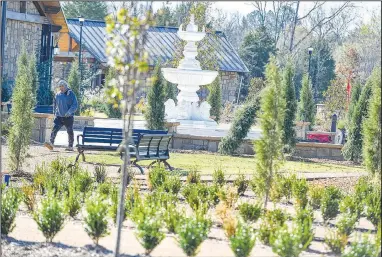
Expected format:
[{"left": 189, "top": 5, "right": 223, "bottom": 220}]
[{"left": 186, "top": 14, "right": 198, "bottom": 32}]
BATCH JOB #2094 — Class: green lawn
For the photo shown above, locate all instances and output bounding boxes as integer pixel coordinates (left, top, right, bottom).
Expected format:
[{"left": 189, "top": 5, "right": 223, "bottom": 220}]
[{"left": 72, "top": 152, "right": 365, "bottom": 175}]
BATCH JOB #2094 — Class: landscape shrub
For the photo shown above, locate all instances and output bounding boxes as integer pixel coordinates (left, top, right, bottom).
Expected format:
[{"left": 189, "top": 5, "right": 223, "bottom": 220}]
[
  {"left": 74, "top": 170, "right": 93, "bottom": 196},
  {"left": 110, "top": 185, "right": 123, "bottom": 224},
  {"left": 148, "top": 166, "right": 168, "bottom": 190},
  {"left": 97, "top": 180, "right": 112, "bottom": 198},
  {"left": 342, "top": 235, "right": 379, "bottom": 257},
  {"left": 280, "top": 173, "right": 297, "bottom": 202},
  {"left": 222, "top": 212, "right": 237, "bottom": 238},
  {"left": 218, "top": 185, "right": 239, "bottom": 209},
  {"left": 271, "top": 224, "right": 309, "bottom": 257},
  {"left": 269, "top": 178, "right": 283, "bottom": 204},
  {"left": 176, "top": 214, "right": 212, "bottom": 257},
  {"left": 125, "top": 183, "right": 141, "bottom": 218},
  {"left": 376, "top": 222, "right": 381, "bottom": 256},
  {"left": 186, "top": 166, "right": 201, "bottom": 184},
  {"left": 50, "top": 157, "right": 69, "bottom": 174},
  {"left": 34, "top": 193, "right": 66, "bottom": 242},
  {"left": 259, "top": 209, "right": 287, "bottom": 245},
  {"left": 1, "top": 187, "right": 22, "bottom": 235},
  {"left": 340, "top": 195, "right": 362, "bottom": 220},
  {"left": 131, "top": 199, "right": 165, "bottom": 255},
  {"left": 337, "top": 213, "right": 357, "bottom": 237},
  {"left": 183, "top": 183, "right": 211, "bottom": 212},
  {"left": 21, "top": 183, "right": 36, "bottom": 212},
  {"left": 64, "top": 180, "right": 82, "bottom": 218},
  {"left": 238, "top": 202, "right": 262, "bottom": 223},
  {"left": 33, "top": 162, "right": 50, "bottom": 195},
  {"left": 163, "top": 203, "right": 184, "bottom": 233},
  {"left": 93, "top": 164, "right": 107, "bottom": 184},
  {"left": 321, "top": 186, "right": 342, "bottom": 222},
  {"left": 146, "top": 190, "right": 178, "bottom": 210},
  {"left": 363, "top": 185, "right": 381, "bottom": 227},
  {"left": 162, "top": 174, "right": 181, "bottom": 195},
  {"left": 84, "top": 194, "right": 110, "bottom": 245},
  {"left": 308, "top": 184, "right": 324, "bottom": 210},
  {"left": 295, "top": 207, "right": 314, "bottom": 248},
  {"left": 292, "top": 177, "right": 309, "bottom": 209},
  {"left": 325, "top": 228, "right": 347, "bottom": 254},
  {"left": 229, "top": 220, "right": 256, "bottom": 257},
  {"left": 233, "top": 173, "right": 249, "bottom": 196},
  {"left": 212, "top": 167, "right": 225, "bottom": 186}
]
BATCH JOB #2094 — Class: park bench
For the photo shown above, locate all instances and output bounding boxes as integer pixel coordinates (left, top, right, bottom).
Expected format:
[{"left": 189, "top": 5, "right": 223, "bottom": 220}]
[
  {"left": 75, "top": 126, "right": 172, "bottom": 174},
  {"left": 5, "top": 104, "right": 53, "bottom": 114}
]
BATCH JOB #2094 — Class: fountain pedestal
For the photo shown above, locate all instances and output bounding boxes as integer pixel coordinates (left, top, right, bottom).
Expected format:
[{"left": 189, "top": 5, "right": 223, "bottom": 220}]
[{"left": 162, "top": 14, "right": 219, "bottom": 127}]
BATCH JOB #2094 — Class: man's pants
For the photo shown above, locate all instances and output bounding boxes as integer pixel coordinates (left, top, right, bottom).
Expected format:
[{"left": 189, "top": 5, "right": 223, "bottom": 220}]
[{"left": 50, "top": 116, "right": 74, "bottom": 147}]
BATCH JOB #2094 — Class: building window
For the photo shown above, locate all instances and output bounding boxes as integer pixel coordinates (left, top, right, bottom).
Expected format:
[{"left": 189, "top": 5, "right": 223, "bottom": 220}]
[{"left": 20, "top": 2, "right": 27, "bottom": 13}]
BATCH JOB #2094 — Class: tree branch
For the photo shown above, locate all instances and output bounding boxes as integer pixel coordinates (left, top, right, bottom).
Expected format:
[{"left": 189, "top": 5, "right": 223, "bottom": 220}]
[{"left": 297, "top": 1, "right": 326, "bottom": 21}]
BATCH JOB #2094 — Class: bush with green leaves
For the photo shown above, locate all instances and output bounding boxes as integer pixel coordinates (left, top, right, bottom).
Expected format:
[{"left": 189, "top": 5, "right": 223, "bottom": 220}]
[
  {"left": 342, "top": 235, "right": 379, "bottom": 257},
  {"left": 125, "top": 183, "right": 141, "bottom": 218},
  {"left": 163, "top": 203, "right": 184, "bottom": 233},
  {"left": 84, "top": 194, "right": 110, "bottom": 245},
  {"left": 207, "top": 76, "right": 222, "bottom": 122},
  {"left": 21, "top": 183, "right": 36, "bottom": 212},
  {"left": 186, "top": 166, "right": 201, "bottom": 184},
  {"left": 340, "top": 195, "right": 362, "bottom": 220},
  {"left": 93, "top": 164, "right": 107, "bottom": 184},
  {"left": 33, "top": 162, "right": 50, "bottom": 195},
  {"left": 325, "top": 228, "right": 348, "bottom": 255},
  {"left": 74, "top": 170, "right": 93, "bottom": 195},
  {"left": 363, "top": 185, "right": 381, "bottom": 228},
  {"left": 238, "top": 202, "right": 262, "bottom": 223},
  {"left": 97, "top": 180, "right": 112, "bottom": 198},
  {"left": 182, "top": 183, "right": 211, "bottom": 212},
  {"left": 64, "top": 180, "right": 82, "bottom": 218},
  {"left": 233, "top": 173, "right": 249, "bottom": 196},
  {"left": 295, "top": 207, "right": 314, "bottom": 248},
  {"left": 259, "top": 209, "right": 287, "bottom": 245},
  {"left": 271, "top": 224, "right": 310, "bottom": 257},
  {"left": 321, "top": 186, "right": 342, "bottom": 222},
  {"left": 292, "top": 177, "right": 309, "bottom": 209},
  {"left": 176, "top": 214, "right": 212, "bottom": 257},
  {"left": 336, "top": 213, "right": 357, "bottom": 237},
  {"left": 229, "top": 220, "right": 256, "bottom": 257},
  {"left": 280, "top": 173, "right": 297, "bottom": 202},
  {"left": 212, "top": 167, "right": 225, "bottom": 186},
  {"left": 162, "top": 174, "right": 182, "bottom": 195},
  {"left": 131, "top": 199, "right": 165, "bottom": 255},
  {"left": 34, "top": 193, "right": 66, "bottom": 242},
  {"left": 1, "top": 187, "right": 22, "bottom": 235},
  {"left": 308, "top": 184, "right": 324, "bottom": 210},
  {"left": 148, "top": 166, "right": 168, "bottom": 190},
  {"left": 218, "top": 185, "right": 239, "bottom": 209}
]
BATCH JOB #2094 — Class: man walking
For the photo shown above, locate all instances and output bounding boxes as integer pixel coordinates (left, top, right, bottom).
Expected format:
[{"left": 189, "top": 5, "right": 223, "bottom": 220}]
[{"left": 44, "top": 80, "right": 78, "bottom": 151}]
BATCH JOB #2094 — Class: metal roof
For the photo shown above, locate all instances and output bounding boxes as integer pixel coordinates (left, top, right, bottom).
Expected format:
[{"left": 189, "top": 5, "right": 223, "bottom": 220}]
[{"left": 67, "top": 19, "right": 249, "bottom": 73}]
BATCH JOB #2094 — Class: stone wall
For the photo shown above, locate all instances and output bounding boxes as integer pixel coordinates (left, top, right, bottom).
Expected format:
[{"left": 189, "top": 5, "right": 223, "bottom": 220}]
[
  {"left": 4, "top": 3, "right": 42, "bottom": 81},
  {"left": 220, "top": 71, "right": 239, "bottom": 102},
  {"left": 293, "top": 142, "right": 344, "bottom": 161},
  {"left": 52, "top": 61, "right": 72, "bottom": 82}
]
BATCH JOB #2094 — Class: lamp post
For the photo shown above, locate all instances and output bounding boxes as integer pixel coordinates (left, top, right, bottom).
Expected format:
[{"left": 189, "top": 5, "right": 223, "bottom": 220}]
[
  {"left": 78, "top": 16, "right": 84, "bottom": 113},
  {"left": 307, "top": 47, "right": 314, "bottom": 100}
]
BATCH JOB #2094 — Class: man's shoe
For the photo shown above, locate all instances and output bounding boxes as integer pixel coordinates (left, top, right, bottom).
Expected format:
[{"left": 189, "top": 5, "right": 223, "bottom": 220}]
[
  {"left": 65, "top": 147, "right": 74, "bottom": 151},
  {"left": 44, "top": 142, "right": 54, "bottom": 150}
]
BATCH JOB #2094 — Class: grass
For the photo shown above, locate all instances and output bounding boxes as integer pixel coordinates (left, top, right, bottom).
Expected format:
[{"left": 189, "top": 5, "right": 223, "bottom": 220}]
[{"left": 70, "top": 152, "right": 365, "bottom": 175}]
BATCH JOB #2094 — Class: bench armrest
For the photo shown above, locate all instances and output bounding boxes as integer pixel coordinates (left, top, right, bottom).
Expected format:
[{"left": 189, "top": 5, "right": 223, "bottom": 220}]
[{"left": 77, "top": 134, "right": 84, "bottom": 145}]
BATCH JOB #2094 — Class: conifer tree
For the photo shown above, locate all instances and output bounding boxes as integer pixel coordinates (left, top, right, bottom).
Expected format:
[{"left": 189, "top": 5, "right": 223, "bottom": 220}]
[
  {"left": 29, "top": 54, "right": 39, "bottom": 98},
  {"left": 282, "top": 64, "right": 297, "bottom": 152},
  {"left": 362, "top": 67, "right": 381, "bottom": 174},
  {"left": 343, "top": 75, "right": 373, "bottom": 162},
  {"left": 145, "top": 63, "right": 166, "bottom": 130},
  {"left": 346, "top": 81, "right": 361, "bottom": 129},
  {"left": 8, "top": 47, "right": 35, "bottom": 171},
  {"left": 218, "top": 97, "right": 260, "bottom": 155},
  {"left": 207, "top": 76, "right": 222, "bottom": 122},
  {"left": 164, "top": 81, "right": 177, "bottom": 104},
  {"left": 253, "top": 56, "right": 286, "bottom": 208},
  {"left": 68, "top": 60, "right": 80, "bottom": 115},
  {"left": 297, "top": 75, "right": 315, "bottom": 126},
  {"left": 104, "top": 68, "right": 122, "bottom": 118}
]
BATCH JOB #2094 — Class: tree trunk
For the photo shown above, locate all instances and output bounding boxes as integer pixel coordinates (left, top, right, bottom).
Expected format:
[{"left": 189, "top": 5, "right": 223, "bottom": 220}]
[{"left": 289, "top": 0, "right": 300, "bottom": 52}]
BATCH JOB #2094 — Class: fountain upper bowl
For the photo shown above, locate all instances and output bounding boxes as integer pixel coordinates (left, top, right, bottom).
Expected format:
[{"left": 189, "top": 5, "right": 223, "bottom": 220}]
[
  {"left": 162, "top": 68, "right": 218, "bottom": 85},
  {"left": 177, "top": 31, "right": 206, "bottom": 42}
]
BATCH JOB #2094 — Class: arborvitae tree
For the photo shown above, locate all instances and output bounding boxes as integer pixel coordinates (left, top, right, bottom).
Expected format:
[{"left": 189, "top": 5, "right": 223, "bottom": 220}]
[
  {"left": 297, "top": 75, "right": 315, "bottom": 126},
  {"left": 362, "top": 68, "right": 381, "bottom": 175},
  {"left": 164, "top": 81, "right": 177, "bottom": 104},
  {"left": 29, "top": 54, "right": 39, "bottom": 98},
  {"left": 68, "top": 60, "right": 80, "bottom": 114},
  {"left": 346, "top": 81, "right": 362, "bottom": 129},
  {"left": 281, "top": 64, "right": 297, "bottom": 152},
  {"left": 343, "top": 75, "right": 373, "bottom": 162},
  {"left": 145, "top": 63, "right": 166, "bottom": 130},
  {"left": 253, "top": 56, "right": 285, "bottom": 208},
  {"left": 207, "top": 76, "right": 222, "bottom": 122},
  {"left": 104, "top": 68, "right": 122, "bottom": 118},
  {"left": 8, "top": 47, "right": 35, "bottom": 171},
  {"left": 218, "top": 97, "right": 260, "bottom": 155}
]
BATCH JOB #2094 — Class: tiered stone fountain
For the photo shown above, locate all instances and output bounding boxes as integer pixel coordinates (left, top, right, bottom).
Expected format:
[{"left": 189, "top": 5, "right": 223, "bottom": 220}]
[{"left": 162, "top": 15, "right": 219, "bottom": 127}]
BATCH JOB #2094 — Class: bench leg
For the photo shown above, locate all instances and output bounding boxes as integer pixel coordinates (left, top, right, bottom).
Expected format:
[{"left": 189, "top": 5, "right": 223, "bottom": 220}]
[
  {"left": 81, "top": 151, "right": 86, "bottom": 162},
  {"left": 162, "top": 160, "right": 173, "bottom": 171},
  {"left": 75, "top": 151, "right": 81, "bottom": 163},
  {"left": 132, "top": 160, "right": 144, "bottom": 175},
  {"left": 147, "top": 160, "right": 158, "bottom": 169}
]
